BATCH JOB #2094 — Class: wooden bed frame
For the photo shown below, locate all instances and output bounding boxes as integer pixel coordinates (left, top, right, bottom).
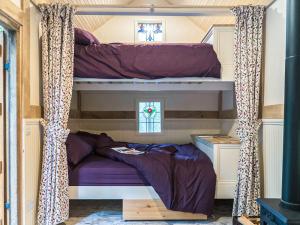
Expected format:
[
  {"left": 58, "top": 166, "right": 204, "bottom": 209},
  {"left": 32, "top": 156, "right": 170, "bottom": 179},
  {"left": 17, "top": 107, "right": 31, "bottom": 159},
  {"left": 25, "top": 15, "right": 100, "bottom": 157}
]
[{"left": 68, "top": 135, "right": 240, "bottom": 220}]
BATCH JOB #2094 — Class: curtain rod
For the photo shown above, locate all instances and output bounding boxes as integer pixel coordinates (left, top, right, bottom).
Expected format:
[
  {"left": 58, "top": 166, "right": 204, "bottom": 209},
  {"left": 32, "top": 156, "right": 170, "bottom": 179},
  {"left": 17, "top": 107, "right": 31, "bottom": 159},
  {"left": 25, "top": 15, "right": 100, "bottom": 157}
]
[
  {"left": 30, "top": 2, "right": 272, "bottom": 16},
  {"left": 74, "top": 5, "right": 233, "bottom": 16},
  {"left": 266, "top": 0, "right": 277, "bottom": 9},
  {"left": 29, "top": 0, "right": 39, "bottom": 8}
]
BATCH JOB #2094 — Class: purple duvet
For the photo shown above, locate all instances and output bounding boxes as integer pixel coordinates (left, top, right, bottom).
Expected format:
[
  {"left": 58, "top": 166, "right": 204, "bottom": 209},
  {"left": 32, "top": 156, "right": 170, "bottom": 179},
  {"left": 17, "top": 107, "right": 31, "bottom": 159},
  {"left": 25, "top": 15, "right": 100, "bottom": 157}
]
[
  {"left": 74, "top": 43, "right": 221, "bottom": 79},
  {"left": 69, "top": 154, "right": 149, "bottom": 186},
  {"left": 95, "top": 141, "right": 216, "bottom": 215}
]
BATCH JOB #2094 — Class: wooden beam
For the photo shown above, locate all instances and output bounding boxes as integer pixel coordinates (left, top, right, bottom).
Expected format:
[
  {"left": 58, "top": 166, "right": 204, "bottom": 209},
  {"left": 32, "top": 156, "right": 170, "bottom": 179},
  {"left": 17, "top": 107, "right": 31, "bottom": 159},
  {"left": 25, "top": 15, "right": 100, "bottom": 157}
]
[
  {"left": 75, "top": 5, "right": 233, "bottom": 16},
  {"left": 123, "top": 200, "right": 207, "bottom": 221},
  {"left": 165, "top": 110, "right": 219, "bottom": 119},
  {"left": 70, "top": 110, "right": 221, "bottom": 119},
  {"left": 77, "top": 91, "right": 81, "bottom": 118},
  {"left": 75, "top": 4, "right": 235, "bottom": 9},
  {"left": 219, "top": 109, "right": 236, "bottom": 119},
  {"left": 80, "top": 111, "right": 135, "bottom": 119},
  {"left": 0, "top": 0, "right": 24, "bottom": 26},
  {"left": 23, "top": 0, "right": 42, "bottom": 118},
  {"left": 218, "top": 91, "right": 222, "bottom": 117},
  {"left": 30, "top": 0, "right": 50, "bottom": 7},
  {"left": 262, "top": 104, "right": 284, "bottom": 119}
]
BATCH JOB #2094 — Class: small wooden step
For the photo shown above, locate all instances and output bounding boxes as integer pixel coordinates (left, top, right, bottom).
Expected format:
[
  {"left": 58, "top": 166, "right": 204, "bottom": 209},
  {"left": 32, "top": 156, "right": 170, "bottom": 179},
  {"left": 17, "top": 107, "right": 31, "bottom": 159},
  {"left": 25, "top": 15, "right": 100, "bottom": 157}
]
[
  {"left": 238, "top": 216, "right": 260, "bottom": 225},
  {"left": 123, "top": 199, "right": 208, "bottom": 221}
]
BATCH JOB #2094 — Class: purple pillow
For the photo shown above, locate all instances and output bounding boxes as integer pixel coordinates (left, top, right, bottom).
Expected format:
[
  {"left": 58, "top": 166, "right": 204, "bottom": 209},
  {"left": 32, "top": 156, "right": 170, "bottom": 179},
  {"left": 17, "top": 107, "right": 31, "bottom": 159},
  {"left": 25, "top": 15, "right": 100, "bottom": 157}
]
[
  {"left": 76, "top": 131, "right": 98, "bottom": 148},
  {"left": 95, "top": 133, "right": 115, "bottom": 148},
  {"left": 66, "top": 133, "right": 93, "bottom": 166},
  {"left": 75, "top": 27, "right": 100, "bottom": 45}
]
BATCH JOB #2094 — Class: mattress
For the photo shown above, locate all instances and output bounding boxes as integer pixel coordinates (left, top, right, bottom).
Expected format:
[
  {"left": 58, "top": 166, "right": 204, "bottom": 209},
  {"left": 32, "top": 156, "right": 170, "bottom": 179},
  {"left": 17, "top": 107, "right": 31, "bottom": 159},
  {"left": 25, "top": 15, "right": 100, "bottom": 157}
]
[
  {"left": 69, "top": 154, "right": 149, "bottom": 186},
  {"left": 74, "top": 43, "right": 221, "bottom": 79}
]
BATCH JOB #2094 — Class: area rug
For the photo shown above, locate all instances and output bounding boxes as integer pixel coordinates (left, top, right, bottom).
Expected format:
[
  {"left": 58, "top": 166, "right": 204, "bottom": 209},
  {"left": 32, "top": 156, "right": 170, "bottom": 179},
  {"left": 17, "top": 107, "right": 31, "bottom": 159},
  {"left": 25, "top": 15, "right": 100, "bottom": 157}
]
[{"left": 63, "top": 200, "right": 233, "bottom": 225}]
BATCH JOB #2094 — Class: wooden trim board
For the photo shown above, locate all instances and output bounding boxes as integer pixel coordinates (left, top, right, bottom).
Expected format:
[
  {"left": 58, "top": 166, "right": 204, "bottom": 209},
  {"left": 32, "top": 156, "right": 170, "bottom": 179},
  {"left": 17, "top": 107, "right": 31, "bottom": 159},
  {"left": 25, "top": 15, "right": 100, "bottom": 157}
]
[
  {"left": 123, "top": 200, "right": 207, "bottom": 221},
  {"left": 263, "top": 104, "right": 284, "bottom": 119},
  {"left": 0, "top": 0, "right": 24, "bottom": 26},
  {"left": 70, "top": 110, "right": 220, "bottom": 119},
  {"left": 219, "top": 109, "right": 236, "bottom": 119}
]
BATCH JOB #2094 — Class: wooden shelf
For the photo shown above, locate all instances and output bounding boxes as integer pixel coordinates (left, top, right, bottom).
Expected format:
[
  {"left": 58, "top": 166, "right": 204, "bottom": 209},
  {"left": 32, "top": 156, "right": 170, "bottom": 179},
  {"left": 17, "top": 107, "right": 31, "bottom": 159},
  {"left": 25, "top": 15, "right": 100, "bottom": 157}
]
[{"left": 195, "top": 135, "right": 240, "bottom": 145}]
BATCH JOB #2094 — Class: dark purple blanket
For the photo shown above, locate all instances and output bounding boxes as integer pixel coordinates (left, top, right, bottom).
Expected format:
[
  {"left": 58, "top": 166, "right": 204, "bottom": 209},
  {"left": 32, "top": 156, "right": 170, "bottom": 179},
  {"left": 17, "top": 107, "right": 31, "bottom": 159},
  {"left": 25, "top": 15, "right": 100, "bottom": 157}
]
[
  {"left": 69, "top": 154, "right": 149, "bottom": 186},
  {"left": 96, "top": 142, "right": 216, "bottom": 216},
  {"left": 74, "top": 43, "right": 221, "bottom": 79}
]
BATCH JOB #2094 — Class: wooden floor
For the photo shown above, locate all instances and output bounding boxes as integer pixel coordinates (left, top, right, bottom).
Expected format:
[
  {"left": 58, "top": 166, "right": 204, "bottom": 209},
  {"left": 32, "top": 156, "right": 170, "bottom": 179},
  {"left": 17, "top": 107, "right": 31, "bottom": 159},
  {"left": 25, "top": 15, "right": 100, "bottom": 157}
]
[{"left": 123, "top": 200, "right": 208, "bottom": 221}]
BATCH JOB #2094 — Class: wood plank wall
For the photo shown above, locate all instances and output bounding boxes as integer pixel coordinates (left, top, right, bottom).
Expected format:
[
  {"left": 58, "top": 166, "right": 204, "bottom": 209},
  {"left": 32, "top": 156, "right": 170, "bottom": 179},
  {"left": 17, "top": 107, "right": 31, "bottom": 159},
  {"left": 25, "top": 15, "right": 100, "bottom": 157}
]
[{"left": 24, "top": 0, "right": 44, "bottom": 118}]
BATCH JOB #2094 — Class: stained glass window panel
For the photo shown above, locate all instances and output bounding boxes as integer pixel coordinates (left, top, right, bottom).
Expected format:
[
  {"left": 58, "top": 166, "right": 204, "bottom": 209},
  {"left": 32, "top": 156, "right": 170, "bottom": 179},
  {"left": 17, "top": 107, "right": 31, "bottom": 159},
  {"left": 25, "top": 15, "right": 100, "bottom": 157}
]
[
  {"left": 136, "top": 21, "right": 164, "bottom": 42},
  {"left": 138, "top": 101, "right": 162, "bottom": 133}
]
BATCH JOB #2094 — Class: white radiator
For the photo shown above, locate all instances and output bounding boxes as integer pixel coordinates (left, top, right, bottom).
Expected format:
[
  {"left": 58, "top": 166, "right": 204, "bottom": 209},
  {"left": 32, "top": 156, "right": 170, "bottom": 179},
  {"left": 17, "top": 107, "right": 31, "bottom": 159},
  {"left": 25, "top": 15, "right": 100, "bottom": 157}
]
[{"left": 263, "top": 119, "right": 284, "bottom": 198}]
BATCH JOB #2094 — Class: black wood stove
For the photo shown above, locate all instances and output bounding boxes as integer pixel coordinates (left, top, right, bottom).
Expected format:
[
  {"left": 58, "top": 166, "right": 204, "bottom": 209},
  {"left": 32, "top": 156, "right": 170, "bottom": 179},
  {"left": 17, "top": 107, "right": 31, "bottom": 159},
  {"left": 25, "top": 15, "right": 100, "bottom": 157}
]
[
  {"left": 257, "top": 0, "right": 300, "bottom": 224},
  {"left": 257, "top": 199, "right": 300, "bottom": 225}
]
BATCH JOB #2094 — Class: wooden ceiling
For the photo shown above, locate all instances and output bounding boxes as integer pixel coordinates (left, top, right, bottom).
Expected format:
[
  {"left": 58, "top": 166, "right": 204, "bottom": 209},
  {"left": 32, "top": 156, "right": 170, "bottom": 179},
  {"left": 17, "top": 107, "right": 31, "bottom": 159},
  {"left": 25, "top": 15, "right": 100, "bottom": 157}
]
[{"left": 50, "top": 0, "right": 273, "bottom": 33}]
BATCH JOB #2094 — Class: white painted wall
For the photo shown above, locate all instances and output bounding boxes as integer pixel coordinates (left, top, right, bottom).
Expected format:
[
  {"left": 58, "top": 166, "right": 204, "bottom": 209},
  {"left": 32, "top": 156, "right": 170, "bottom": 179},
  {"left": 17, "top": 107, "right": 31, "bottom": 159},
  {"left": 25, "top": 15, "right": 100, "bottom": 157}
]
[
  {"left": 69, "top": 118, "right": 222, "bottom": 144},
  {"left": 72, "top": 91, "right": 220, "bottom": 111},
  {"left": 93, "top": 16, "right": 205, "bottom": 43},
  {"left": 70, "top": 91, "right": 222, "bottom": 144},
  {"left": 264, "top": 0, "right": 286, "bottom": 106}
]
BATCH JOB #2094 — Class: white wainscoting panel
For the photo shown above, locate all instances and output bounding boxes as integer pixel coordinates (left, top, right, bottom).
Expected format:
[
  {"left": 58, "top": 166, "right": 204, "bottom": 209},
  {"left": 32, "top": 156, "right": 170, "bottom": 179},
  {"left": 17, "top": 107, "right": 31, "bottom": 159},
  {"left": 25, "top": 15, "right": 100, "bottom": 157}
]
[
  {"left": 263, "top": 119, "right": 284, "bottom": 198},
  {"left": 23, "top": 119, "right": 42, "bottom": 225}
]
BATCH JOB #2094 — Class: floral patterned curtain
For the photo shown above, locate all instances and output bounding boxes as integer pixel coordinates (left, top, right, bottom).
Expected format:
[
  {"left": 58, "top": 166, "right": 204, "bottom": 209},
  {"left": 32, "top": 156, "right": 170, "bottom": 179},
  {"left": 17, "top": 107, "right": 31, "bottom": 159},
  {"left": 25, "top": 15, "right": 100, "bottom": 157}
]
[
  {"left": 231, "top": 5, "right": 265, "bottom": 217},
  {"left": 37, "top": 4, "right": 75, "bottom": 225}
]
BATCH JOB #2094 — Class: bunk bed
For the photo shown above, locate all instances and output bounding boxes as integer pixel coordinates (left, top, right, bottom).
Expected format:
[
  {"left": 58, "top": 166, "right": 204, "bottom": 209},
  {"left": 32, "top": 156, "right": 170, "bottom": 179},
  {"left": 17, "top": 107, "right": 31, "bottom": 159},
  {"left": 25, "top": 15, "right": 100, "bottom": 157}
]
[
  {"left": 67, "top": 132, "right": 216, "bottom": 220},
  {"left": 73, "top": 26, "right": 235, "bottom": 91},
  {"left": 69, "top": 26, "right": 235, "bottom": 220}
]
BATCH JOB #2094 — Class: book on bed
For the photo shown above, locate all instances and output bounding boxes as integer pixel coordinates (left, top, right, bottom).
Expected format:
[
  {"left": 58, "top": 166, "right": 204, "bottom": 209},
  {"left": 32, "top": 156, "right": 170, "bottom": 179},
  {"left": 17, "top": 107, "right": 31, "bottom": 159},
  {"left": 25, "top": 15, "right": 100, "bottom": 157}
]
[{"left": 111, "top": 147, "right": 144, "bottom": 155}]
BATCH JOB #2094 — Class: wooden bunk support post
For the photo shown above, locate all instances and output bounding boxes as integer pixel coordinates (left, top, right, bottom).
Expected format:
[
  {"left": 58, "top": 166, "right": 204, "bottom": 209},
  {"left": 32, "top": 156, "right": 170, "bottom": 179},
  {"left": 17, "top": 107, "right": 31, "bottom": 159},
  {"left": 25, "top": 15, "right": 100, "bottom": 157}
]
[
  {"left": 77, "top": 90, "right": 82, "bottom": 118},
  {"left": 123, "top": 200, "right": 207, "bottom": 221}
]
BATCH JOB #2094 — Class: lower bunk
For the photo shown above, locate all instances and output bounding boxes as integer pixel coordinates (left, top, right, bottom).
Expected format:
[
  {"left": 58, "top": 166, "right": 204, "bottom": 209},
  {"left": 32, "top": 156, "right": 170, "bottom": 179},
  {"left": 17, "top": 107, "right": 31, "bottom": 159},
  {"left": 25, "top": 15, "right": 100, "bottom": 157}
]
[{"left": 67, "top": 131, "right": 216, "bottom": 220}]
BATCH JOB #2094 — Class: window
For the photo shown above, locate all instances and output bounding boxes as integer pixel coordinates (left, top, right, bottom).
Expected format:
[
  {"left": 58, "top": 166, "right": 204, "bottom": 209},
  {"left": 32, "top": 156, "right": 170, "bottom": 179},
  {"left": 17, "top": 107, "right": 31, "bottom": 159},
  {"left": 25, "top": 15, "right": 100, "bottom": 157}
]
[
  {"left": 138, "top": 101, "right": 163, "bottom": 133},
  {"left": 135, "top": 20, "right": 165, "bottom": 43}
]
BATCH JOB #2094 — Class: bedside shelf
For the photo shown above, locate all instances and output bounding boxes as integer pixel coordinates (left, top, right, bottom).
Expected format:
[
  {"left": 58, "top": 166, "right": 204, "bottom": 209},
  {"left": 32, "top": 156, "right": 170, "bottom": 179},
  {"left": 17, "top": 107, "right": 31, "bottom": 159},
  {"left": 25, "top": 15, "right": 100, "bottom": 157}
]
[{"left": 192, "top": 135, "right": 240, "bottom": 199}]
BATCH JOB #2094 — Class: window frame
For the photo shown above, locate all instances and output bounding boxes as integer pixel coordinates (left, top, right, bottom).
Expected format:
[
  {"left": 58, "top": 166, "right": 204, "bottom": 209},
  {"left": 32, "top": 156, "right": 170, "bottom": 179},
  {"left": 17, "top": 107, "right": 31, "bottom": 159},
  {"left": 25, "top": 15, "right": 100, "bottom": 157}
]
[
  {"left": 136, "top": 98, "right": 165, "bottom": 135},
  {"left": 134, "top": 19, "right": 166, "bottom": 43}
]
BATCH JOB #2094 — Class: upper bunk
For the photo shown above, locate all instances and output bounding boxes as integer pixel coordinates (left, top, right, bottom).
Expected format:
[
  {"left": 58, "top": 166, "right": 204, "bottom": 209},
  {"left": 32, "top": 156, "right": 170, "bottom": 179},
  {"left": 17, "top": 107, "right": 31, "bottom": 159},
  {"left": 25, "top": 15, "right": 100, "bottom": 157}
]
[{"left": 73, "top": 25, "right": 235, "bottom": 91}]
